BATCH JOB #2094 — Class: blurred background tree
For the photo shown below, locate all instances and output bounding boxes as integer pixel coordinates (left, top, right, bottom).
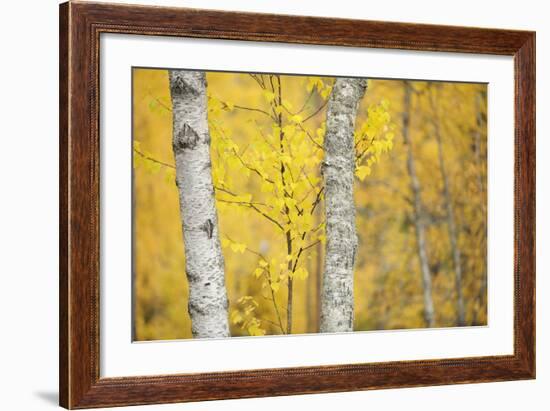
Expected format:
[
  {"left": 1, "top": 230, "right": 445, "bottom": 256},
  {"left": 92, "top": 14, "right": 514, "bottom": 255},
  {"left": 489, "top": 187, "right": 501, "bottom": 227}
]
[{"left": 133, "top": 69, "right": 487, "bottom": 340}]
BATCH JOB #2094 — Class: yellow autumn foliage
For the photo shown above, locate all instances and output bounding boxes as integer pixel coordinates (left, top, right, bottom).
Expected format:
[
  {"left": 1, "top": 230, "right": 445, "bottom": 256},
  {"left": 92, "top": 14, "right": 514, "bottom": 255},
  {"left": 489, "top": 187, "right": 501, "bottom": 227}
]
[{"left": 133, "top": 68, "right": 487, "bottom": 340}]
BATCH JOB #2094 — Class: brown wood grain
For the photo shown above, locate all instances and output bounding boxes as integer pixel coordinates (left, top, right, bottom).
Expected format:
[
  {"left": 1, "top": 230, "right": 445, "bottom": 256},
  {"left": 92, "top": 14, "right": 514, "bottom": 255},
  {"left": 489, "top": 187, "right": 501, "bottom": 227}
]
[
  {"left": 59, "top": 1, "right": 536, "bottom": 408},
  {"left": 59, "top": 2, "right": 69, "bottom": 407}
]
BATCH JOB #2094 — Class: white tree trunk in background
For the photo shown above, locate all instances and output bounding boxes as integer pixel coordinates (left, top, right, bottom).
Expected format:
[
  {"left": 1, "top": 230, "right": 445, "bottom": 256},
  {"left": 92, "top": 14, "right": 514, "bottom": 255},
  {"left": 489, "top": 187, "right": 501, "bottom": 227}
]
[
  {"left": 402, "top": 81, "right": 435, "bottom": 328},
  {"left": 320, "top": 78, "right": 367, "bottom": 333},
  {"left": 430, "top": 88, "right": 465, "bottom": 326},
  {"left": 169, "top": 70, "right": 230, "bottom": 338},
  {"left": 473, "top": 90, "right": 488, "bottom": 325}
]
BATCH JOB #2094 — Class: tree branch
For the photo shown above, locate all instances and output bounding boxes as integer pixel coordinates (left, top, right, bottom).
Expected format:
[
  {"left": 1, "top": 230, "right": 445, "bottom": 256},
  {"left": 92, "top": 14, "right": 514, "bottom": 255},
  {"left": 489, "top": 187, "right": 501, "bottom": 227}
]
[
  {"left": 215, "top": 186, "right": 284, "bottom": 231},
  {"left": 302, "top": 99, "right": 328, "bottom": 123},
  {"left": 133, "top": 147, "right": 175, "bottom": 169}
]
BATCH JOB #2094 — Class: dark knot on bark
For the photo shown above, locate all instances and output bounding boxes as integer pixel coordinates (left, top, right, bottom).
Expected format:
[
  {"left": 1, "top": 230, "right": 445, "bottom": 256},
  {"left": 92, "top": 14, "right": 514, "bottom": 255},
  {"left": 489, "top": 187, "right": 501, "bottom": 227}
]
[
  {"left": 173, "top": 123, "right": 200, "bottom": 151},
  {"left": 200, "top": 219, "right": 214, "bottom": 239},
  {"left": 170, "top": 75, "right": 200, "bottom": 97}
]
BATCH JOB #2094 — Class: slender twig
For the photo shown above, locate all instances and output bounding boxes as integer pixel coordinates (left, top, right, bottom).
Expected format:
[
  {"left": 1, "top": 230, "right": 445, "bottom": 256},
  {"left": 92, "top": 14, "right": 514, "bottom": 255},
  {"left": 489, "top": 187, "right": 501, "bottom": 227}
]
[
  {"left": 310, "top": 187, "right": 325, "bottom": 214},
  {"left": 244, "top": 247, "right": 267, "bottom": 261},
  {"left": 356, "top": 136, "right": 376, "bottom": 162},
  {"left": 298, "top": 123, "right": 323, "bottom": 150},
  {"left": 302, "top": 169, "right": 318, "bottom": 191},
  {"left": 249, "top": 204, "right": 283, "bottom": 231},
  {"left": 302, "top": 240, "right": 321, "bottom": 251},
  {"left": 273, "top": 74, "right": 294, "bottom": 336},
  {"left": 214, "top": 186, "right": 236, "bottom": 196},
  {"left": 232, "top": 148, "right": 275, "bottom": 184},
  {"left": 213, "top": 125, "right": 275, "bottom": 184},
  {"left": 229, "top": 103, "right": 274, "bottom": 119},
  {"left": 224, "top": 236, "right": 270, "bottom": 261},
  {"left": 294, "top": 89, "right": 315, "bottom": 115},
  {"left": 302, "top": 99, "right": 329, "bottom": 123},
  {"left": 217, "top": 198, "right": 273, "bottom": 208},
  {"left": 216, "top": 187, "right": 284, "bottom": 231},
  {"left": 296, "top": 185, "right": 323, "bottom": 217},
  {"left": 133, "top": 148, "right": 175, "bottom": 169},
  {"left": 312, "top": 219, "right": 326, "bottom": 233},
  {"left": 263, "top": 268, "right": 286, "bottom": 334},
  {"left": 253, "top": 120, "right": 278, "bottom": 152},
  {"left": 298, "top": 187, "right": 316, "bottom": 205},
  {"left": 249, "top": 73, "right": 266, "bottom": 89},
  {"left": 147, "top": 93, "right": 172, "bottom": 112},
  {"left": 259, "top": 317, "right": 285, "bottom": 329}
]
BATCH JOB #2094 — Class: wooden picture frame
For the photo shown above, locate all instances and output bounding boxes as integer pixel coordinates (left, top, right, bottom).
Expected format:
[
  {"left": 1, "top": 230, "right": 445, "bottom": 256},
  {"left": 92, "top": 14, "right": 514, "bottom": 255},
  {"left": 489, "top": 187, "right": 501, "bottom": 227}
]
[{"left": 59, "top": 1, "right": 535, "bottom": 408}]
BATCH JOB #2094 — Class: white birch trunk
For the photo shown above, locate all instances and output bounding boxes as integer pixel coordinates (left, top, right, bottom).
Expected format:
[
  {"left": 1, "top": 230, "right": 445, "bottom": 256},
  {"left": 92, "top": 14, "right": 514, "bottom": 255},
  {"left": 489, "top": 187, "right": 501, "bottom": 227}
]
[
  {"left": 169, "top": 70, "right": 230, "bottom": 338},
  {"left": 473, "top": 90, "right": 488, "bottom": 324},
  {"left": 402, "top": 82, "right": 436, "bottom": 328},
  {"left": 430, "top": 88, "right": 465, "bottom": 326},
  {"left": 320, "top": 78, "right": 367, "bottom": 333}
]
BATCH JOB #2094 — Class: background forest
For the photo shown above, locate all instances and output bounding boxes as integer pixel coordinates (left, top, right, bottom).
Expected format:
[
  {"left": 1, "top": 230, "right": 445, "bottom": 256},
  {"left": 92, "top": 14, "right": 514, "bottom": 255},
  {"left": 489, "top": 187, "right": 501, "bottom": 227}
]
[{"left": 133, "top": 68, "right": 487, "bottom": 341}]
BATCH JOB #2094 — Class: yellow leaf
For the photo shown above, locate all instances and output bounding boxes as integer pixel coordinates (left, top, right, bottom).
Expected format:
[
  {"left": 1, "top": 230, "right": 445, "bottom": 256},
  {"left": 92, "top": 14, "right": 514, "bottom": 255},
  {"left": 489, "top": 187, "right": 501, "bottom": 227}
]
[
  {"left": 253, "top": 268, "right": 264, "bottom": 278},
  {"left": 316, "top": 125, "right": 326, "bottom": 139},
  {"left": 226, "top": 155, "right": 241, "bottom": 170},
  {"left": 260, "top": 180, "right": 273, "bottom": 193},
  {"left": 233, "top": 193, "right": 252, "bottom": 203},
  {"left": 238, "top": 295, "right": 253, "bottom": 304},
  {"left": 262, "top": 90, "right": 276, "bottom": 103},
  {"left": 248, "top": 323, "right": 266, "bottom": 336},
  {"left": 282, "top": 124, "right": 296, "bottom": 137},
  {"left": 307, "top": 77, "right": 324, "bottom": 93},
  {"left": 302, "top": 212, "right": 313, "bottom": 231},
  {"left": 275, "top": 198, "right": 285, "bottom": 210},
  {"left": 355, "top": 165, "right": 371, "bottom": 181},
  {"left": 284, "top": 196, "right": 297, "bottom": 209},
  {"left": 289, "top": 114, "right": 303, "bottom": 123},
  {"left": 279, "top": 154, "right": 292, "bottom": 165},
  {"left": 320, "top": 86, "right": 332, "bottom": 100},
  {"left": 230, "top": 242, "right": 247, "bottom": 253},
  {"left": 293, "top": 267, "right": 309, "bottom": 280},
  {"left": 163, "top": 168, "right": 175, "bottom": 186},
  {"left": 230, "top": 310, "right": 243, "bottom": 325}
]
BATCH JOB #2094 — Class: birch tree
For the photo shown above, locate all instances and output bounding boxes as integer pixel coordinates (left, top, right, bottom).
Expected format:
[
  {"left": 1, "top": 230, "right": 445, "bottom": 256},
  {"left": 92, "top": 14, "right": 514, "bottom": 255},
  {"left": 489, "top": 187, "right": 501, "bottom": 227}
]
[
  {"left": 320, "top": 78, "right": 368, "bottom": 333},
  {"left": 402, "top": 81, "right": 435, "bottom": 328},
  {"left": 471, "top": 89, "right": 488, "bottom": 325},
  {"left": 429, "top": 86, "right": 465, "bottom": 326},
  {"left": 169, "top": 70, "right": 230, "bottom": 338}
]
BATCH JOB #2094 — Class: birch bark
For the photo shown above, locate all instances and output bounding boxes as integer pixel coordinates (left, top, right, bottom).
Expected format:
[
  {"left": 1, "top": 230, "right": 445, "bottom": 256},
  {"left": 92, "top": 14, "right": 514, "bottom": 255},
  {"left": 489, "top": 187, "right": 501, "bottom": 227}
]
[
  {"left": 473, "top": 90, "right": 488, "bottom": 324},
  {"left": 169, "top": 70, "right": 230, "bottom": 338},
  {"left": 402, "top": 82, "right": 436, "bottom": 328},
  {"left": 430, "top": 87, "right": 465, "bottom": 326},
  {"left": 320, "top": 78, "right": 367, "bottom": 333}
]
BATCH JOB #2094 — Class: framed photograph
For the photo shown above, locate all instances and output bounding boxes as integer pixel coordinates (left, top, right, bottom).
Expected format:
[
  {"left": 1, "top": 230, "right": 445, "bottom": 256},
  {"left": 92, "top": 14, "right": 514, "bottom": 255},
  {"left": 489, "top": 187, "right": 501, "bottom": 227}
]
[{"left": 59, "top": 1, "right": 535, "bottom": 408}]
